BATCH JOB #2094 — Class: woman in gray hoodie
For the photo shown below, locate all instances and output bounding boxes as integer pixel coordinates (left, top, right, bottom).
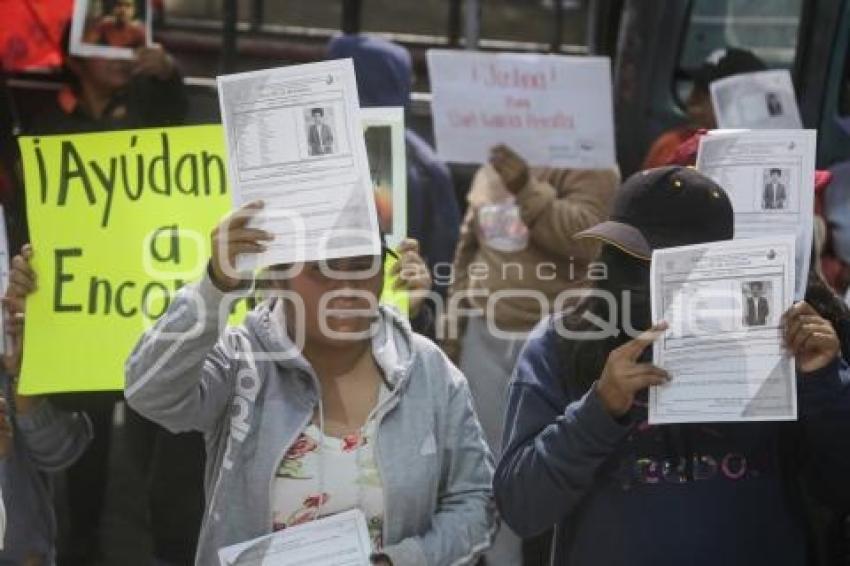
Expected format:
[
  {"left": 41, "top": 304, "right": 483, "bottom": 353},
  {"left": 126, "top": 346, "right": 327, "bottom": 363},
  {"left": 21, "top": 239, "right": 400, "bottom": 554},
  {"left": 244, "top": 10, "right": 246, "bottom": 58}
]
[{"left": 124, "top": 201, "right": 496, "bottom": 566}]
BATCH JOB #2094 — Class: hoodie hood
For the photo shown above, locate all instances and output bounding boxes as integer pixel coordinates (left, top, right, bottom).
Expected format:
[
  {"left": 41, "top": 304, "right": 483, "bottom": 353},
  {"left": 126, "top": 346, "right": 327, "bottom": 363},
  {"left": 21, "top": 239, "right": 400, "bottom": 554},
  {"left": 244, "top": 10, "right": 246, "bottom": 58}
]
[
  {"left": 242, "top": 299, "right": 416, "bottom": 389},
  {"left": 327, "top": 34, "right": 413, "bottom": 108}
]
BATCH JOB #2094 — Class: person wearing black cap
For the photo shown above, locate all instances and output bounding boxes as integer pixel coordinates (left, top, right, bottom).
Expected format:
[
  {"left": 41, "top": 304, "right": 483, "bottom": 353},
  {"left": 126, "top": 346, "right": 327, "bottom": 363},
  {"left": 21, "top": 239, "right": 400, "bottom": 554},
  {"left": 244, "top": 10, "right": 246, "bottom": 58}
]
[
  {"left": 494, "top": 166, "right": 850, "bottom": 566},
  {"left": 642, "top": 48, "right": 766, "bottom": 170}
]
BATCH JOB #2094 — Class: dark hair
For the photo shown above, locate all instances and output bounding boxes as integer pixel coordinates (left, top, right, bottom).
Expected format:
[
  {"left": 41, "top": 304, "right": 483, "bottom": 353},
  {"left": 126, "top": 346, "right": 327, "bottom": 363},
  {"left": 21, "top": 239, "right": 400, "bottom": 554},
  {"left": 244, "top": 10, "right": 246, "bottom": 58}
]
[
  {"left": 558, "top": 245, "right": 651, "bottom": 393},
  {"left": 311, "top": 108, "right": 324, "bottom": 117},
  {"left": 770, "top": 168, "right": 782, "bottom": 176}
]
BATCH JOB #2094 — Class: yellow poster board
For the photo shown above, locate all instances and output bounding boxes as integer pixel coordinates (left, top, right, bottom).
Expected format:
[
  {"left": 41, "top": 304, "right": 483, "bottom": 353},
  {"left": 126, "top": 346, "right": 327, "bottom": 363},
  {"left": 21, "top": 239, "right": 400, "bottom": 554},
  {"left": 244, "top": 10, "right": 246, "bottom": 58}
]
[{"left": 17, "top": 125, "right": 409, "bottom": 394}]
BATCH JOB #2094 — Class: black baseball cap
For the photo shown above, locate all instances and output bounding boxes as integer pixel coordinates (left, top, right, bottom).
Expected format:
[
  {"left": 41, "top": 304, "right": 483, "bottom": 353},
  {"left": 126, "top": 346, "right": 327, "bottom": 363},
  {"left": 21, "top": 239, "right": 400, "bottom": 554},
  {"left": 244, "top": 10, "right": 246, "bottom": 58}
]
[{"left": 575, "top": 166, "right": 733, "bottom": 260}]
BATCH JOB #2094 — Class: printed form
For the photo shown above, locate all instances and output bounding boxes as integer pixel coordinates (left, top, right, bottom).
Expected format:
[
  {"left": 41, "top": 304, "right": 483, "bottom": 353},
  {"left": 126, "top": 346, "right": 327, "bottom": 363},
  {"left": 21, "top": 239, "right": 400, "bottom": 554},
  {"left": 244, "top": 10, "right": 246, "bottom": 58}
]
[
  {"left": 649, "top": 235, "right": 796, "bottom": 424},
  {"left": 710, "top": 69, "right": 802, "bottom": 130},
  {"left": 217, "top": 60, "right": 380, "bottom": 269},
  {"left": 696, "top": 129, "right": 815, "bottom": 299},
  {"left": 218, "top": 509, "right": 372, "bottom": 566}
]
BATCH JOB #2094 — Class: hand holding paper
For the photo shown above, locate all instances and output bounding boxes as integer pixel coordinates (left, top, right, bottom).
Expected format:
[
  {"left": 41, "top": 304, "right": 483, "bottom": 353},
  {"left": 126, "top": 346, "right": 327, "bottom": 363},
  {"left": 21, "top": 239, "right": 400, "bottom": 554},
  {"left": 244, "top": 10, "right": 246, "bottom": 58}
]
[
  {"left": 782, "top": 301, "right": 840, "bottom": 373},
  {"left": 650, "top": 235, "right": 797, "bottom": 424},
  {"left": 596, "top": 323, "right": 670, "bottom": 418},
  {"left": 209, "top": 201, "right": 273, "bottom": 292},
  {"left": 389, "top": 238, "right": 431, "bottom": 317}
]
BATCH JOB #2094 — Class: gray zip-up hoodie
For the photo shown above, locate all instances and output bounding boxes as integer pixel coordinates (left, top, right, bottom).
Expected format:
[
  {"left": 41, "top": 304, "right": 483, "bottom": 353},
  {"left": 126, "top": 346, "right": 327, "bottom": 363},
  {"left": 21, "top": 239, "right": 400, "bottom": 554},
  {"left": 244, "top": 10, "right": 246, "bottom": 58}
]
[
  {"left": 0, "top": 383, "right": 92, "bottom": 565},
  {"left": 125, "top": 274, "right": 496, "bottom": 566}
]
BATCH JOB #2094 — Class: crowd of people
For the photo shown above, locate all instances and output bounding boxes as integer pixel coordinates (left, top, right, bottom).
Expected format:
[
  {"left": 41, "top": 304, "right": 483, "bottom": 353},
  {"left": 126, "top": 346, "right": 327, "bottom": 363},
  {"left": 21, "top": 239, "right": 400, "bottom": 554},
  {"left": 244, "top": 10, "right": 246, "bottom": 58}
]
[{"left": 2, "top": 18, "right": 850, "bottom": 566}]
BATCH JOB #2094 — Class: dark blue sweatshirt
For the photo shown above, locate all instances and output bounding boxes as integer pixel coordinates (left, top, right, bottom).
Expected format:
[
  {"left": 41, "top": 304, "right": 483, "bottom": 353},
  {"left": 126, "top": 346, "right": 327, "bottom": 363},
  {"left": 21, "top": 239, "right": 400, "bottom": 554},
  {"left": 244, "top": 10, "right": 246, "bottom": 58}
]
[{"left": 495, "top": 315, "right": 850, "bottom": 565}]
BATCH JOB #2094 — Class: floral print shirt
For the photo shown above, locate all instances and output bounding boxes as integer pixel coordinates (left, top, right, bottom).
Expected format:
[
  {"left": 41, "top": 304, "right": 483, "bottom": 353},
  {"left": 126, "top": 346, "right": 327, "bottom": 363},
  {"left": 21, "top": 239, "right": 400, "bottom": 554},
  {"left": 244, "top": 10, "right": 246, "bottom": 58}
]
[{"left": 271, "top": 389, "right": 387, "bottom": 550}]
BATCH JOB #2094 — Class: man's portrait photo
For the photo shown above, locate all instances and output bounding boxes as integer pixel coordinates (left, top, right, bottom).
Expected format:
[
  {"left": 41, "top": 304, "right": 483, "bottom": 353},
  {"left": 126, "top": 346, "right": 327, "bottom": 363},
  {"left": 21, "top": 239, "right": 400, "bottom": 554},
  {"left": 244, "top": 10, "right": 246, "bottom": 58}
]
[
  {"left": 743, "top": 280, "right": 772, "bottom": 327},
  {"left": 306, "top": 106, "right": 336, "bottom": 156},
  {"left": 762, "top": 168, "right": 788, "bottom": 210}
]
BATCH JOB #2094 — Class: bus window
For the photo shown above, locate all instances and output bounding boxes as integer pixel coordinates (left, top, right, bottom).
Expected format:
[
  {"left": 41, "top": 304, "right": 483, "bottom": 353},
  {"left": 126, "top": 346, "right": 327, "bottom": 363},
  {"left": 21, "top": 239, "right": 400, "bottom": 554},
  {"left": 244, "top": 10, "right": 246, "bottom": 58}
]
[
  {"left": 676, "top": 0, "right": 804, "bottom": 101},
  {"left": 840, "top": 42, "right": 850, "bottom": 117},
  {"left": 480, "top": 0, "right": 587, "bottom": 48},
  {"left": 167, "top": 0, "right": 341, "bottom": 30},
  {"left": 361, "top": 1, "right": 448, "bottom": 38}
]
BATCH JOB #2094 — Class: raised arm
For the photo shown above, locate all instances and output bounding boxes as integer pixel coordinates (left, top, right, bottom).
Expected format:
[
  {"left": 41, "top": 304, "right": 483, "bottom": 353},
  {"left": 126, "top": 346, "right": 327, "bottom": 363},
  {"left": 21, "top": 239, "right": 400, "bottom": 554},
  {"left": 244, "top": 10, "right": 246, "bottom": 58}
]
[
  {"left": 495, "top": 320, "right": 668, "bottom": 537},
  {"left": 490, "top": 144, "right": 618, "bottom": 262},
  {"left": 125, "top": 201, "right": 272, "bottom": 434}
]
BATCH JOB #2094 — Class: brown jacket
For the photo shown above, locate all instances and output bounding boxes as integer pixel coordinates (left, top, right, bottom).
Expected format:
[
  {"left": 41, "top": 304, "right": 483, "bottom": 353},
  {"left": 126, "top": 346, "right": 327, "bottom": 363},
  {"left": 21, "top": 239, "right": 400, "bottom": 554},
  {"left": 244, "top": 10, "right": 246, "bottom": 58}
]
[{"left": 443, "top": 165, "right": 619, "bottom": 350}]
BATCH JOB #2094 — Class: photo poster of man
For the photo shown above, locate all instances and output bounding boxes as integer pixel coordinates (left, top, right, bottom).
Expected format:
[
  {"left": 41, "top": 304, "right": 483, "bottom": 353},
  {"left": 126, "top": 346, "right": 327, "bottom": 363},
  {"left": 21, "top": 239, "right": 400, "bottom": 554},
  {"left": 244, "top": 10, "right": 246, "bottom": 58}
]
[
  {"left": 360, "top": 107, "right": 407, "bottom": 247},
  {"left": 710, "top": 69, "right": 802, "bottom": 130},
  {"left": 70, "top": 0, "right": 152, "bottom": 60}
]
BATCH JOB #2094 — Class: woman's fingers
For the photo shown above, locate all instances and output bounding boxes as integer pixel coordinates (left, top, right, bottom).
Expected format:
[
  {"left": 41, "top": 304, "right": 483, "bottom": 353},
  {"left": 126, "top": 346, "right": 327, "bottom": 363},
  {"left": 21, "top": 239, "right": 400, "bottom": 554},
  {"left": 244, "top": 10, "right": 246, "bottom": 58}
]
[
  {"left": 227, "top": 242, "right": 268, "bottom": 257},
  {"left": 228, "top": 228, "right": 274, "bottom": 243},
  {"left": 396, "top": 238, "right": 420, "bottom": 255},
  {"left": 226, "top": 200, "right": 265, "bottom": 230}
]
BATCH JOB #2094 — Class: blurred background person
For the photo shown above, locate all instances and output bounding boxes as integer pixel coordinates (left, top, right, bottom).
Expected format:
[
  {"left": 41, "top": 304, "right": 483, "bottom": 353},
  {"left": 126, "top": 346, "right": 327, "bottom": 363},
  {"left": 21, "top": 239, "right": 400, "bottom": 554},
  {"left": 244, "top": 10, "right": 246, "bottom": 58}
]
[
  {"left": 24, "top": 25, "right": 191, "bottom": 566},
  {"left": 642, "top": 48, "right": 765, "bottom": 170},
  {"left": 444, "top": 143, "right": 618, "bottom": 564},
  {"left": 327, "top": 34, "right": 461, "bottom": 336},
  {"left": 1, "top": 245, "right": 92, "bottom": 565}
]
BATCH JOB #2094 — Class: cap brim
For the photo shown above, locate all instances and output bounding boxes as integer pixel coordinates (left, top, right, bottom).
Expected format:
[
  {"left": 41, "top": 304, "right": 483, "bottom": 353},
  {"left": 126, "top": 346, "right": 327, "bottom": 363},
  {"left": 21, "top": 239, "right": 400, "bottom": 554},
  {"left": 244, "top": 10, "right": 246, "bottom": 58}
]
[{"left": 574, "top": 221, "right": 652, "bottom": 261}]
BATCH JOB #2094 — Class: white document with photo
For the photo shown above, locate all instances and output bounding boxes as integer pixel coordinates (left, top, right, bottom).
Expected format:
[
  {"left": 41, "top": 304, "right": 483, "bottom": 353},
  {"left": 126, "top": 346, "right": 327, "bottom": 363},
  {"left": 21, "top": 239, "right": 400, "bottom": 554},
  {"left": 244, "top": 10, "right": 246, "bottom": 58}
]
[
  {"left": 70, "top": 0, "right": 153, "bottom": 60},
  {"left": 217, "top": 509, "right": 372, "bottom": 566},
  {"left": 711, "top": 69, "right": 802, "bottom": 130},
  {"left": 696, "top": 129, "right": 815, "bottom": 299},
  {"left": 649, "top": 235, "right": 796, "bottom": 425},
  {"left": 360, "top": 107, "right": 407, "bottom": 248},
  {"left": 427, "top": 49, "right": 615, "bottom": 168},
  {"left": 217, "top": 59, "right": 380, "bottom": 268}
]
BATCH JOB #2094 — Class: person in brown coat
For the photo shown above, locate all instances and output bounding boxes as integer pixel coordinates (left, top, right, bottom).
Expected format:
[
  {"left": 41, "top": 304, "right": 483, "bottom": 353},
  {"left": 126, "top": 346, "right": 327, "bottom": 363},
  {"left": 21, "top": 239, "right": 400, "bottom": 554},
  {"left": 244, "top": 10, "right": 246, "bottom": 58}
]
[{"left": 443, "top": 143, "right": 618, "bottom": 565}]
